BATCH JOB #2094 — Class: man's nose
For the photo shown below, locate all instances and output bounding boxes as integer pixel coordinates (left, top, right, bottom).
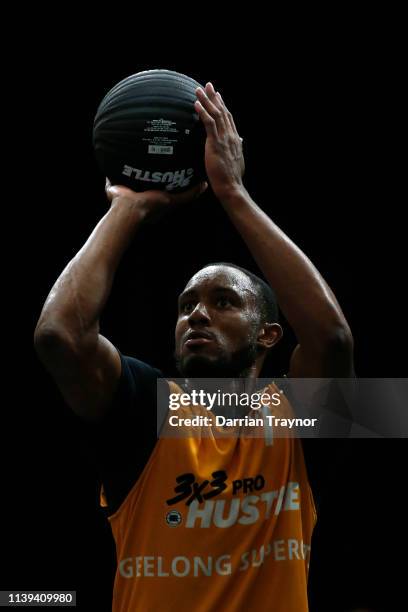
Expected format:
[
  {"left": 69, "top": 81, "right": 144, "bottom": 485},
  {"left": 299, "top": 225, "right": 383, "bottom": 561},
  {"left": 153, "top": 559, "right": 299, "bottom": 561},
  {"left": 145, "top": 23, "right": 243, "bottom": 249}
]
[{"left": 188, "top": 302, "right": 210, "bottom": 325}]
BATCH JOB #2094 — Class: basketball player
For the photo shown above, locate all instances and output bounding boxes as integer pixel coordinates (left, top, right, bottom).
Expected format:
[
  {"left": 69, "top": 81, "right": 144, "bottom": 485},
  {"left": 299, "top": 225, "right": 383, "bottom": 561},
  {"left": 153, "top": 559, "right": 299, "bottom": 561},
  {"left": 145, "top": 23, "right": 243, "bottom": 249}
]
[{"left": 34, "top": 82, "right": 354, "bottom": 611}]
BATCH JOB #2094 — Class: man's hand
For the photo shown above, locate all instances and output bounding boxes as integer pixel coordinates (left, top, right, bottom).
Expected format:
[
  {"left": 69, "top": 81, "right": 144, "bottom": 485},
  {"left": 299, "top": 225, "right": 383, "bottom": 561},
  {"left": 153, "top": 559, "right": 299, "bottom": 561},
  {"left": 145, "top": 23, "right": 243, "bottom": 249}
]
[
  {"left": 105, "top": 179, "right": 208, "bottom": 223},
  {"left": 195, "top": 82, "right": 245, "bottom": 202}
]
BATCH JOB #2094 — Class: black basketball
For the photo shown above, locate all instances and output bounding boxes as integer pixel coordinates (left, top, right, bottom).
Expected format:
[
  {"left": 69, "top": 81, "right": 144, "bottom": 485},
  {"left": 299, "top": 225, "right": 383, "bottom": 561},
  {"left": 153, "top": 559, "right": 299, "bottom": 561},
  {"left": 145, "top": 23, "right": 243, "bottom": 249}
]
[{"left": 93, "top": 69, "right": 207, "bottom": 193}]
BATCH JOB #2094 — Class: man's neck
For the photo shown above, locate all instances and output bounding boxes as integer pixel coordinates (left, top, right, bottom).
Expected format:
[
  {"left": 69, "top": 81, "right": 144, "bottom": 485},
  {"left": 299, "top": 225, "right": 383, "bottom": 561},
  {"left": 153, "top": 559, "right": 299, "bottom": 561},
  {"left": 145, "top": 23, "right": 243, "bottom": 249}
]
[{"left": 180, "top": 376, "right": 267, "bottom": 419}]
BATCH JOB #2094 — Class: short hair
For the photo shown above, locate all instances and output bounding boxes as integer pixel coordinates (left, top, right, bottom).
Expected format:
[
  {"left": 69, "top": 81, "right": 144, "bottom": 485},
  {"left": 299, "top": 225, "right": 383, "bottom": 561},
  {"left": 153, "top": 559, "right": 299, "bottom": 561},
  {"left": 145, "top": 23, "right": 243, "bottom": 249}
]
[{"left": 199, "top": 262, "right": 279, "bottom": 325}]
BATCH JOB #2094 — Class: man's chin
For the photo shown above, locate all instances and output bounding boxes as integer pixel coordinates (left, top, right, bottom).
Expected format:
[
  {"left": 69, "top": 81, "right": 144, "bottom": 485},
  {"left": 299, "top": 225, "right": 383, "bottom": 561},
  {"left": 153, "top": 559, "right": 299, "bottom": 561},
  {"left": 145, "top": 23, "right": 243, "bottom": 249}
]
[
  {"left": 176, "top": 354, "right": 224, "bottom": 377},
  {"left": 176, "top": 353, "right": 254, "bottom": 378},
  {"left": 175, "top": 342, "right": 259, "bottom": 378}
]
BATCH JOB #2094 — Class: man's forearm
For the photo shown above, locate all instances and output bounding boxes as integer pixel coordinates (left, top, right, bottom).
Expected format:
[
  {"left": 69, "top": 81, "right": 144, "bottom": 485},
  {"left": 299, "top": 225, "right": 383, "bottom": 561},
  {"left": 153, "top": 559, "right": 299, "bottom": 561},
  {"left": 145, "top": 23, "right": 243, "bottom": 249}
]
[
  {"left": 36, "top": 199, "right": 146, "bottom": 343},
  {"left": 220, "top": 189, "right": 351, "bottom": 347}
]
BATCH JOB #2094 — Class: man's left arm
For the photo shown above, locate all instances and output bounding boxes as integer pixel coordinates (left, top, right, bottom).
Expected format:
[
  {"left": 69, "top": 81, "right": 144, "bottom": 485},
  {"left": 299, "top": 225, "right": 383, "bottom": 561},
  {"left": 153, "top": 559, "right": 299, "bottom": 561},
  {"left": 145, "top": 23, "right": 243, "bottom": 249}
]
[
  {"left": 219, "top": 189, "right": 354, "bottom": 378},
  {"left": 195, "top": 83, "right": 354, "bottom": 378}
]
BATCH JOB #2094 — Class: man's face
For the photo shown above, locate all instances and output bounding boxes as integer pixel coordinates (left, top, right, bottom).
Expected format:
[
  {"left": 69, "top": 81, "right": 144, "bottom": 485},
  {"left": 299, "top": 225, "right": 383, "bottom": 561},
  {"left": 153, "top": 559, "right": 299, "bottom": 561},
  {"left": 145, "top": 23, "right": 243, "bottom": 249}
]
[{"left": 174, "top": 266, "right": 260, "bottom": 377}]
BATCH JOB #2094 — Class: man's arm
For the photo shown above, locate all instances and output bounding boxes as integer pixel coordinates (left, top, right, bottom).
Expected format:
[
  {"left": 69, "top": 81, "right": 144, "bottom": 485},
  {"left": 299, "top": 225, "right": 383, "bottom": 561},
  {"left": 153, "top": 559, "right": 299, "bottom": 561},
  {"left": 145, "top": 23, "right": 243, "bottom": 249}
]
[
  {"left": 34, "top": 181, "right": 206, "bottom": 422},
  {"left": 218, "top": 190, "right": 354, "bottom": 378},
  {"left": 195, "top": 83, "right": 354, "bottom": 378}
]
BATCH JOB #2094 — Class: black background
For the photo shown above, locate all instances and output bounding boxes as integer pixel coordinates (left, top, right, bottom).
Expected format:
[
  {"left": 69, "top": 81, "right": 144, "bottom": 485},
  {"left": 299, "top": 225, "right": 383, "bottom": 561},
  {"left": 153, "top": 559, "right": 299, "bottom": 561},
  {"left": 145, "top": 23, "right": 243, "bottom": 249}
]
[{"left": 3, "top": 25, "right": 405, "bottom": 612}]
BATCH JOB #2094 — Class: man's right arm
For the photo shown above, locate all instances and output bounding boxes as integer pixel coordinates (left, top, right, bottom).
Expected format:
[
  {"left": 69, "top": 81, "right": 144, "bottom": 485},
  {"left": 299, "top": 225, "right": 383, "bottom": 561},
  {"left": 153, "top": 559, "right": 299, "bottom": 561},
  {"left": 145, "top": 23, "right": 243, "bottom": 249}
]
[
  {"left": 34, "top": 194, "right": 149, "bottom": 421},
  {"left": 34, "top": 181, "right": 207, "bottom": 422}
]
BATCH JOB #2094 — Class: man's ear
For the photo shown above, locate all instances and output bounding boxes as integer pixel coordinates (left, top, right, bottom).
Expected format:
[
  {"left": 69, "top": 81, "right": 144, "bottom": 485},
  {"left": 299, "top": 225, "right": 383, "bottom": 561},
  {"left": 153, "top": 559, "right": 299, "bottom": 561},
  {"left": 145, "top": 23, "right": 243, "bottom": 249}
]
[{"left": 257, "top": 323, "right": 283, "bottom": 350}]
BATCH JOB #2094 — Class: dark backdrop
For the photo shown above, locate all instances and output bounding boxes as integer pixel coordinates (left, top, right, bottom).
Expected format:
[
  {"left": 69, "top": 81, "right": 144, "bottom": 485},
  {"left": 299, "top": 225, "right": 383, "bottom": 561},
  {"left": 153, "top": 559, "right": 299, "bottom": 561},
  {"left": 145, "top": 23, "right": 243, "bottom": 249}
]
[{"left": 3, "top": 39, "right": 405, "bottom": 612}]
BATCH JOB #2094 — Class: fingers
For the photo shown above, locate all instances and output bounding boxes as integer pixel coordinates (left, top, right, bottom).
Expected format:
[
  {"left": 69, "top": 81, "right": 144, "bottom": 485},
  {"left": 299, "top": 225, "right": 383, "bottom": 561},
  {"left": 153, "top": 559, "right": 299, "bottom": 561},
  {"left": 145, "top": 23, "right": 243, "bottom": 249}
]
[
  {"left": 195, "top": 83, "right": 229, "bottom": 138},
  {"left": 210, "top": 86, "right": 239, "bottom": 136},
  {"left": 104, "top": 180, "right": 140, "bottom": 204},
  {"left": 219, "top": 94, "right": 240, "bottom": 139},
  {"left": 194, "top": 94, "right": 219, "bottom": 140},
  {"left": 105, "top": 178, "right": 116, "bottom": 202},
  {"left": 105, "top": 178, "right": 129, "bottom": 201},
  {"left": 216, "top": 91, "right": 244, "bottom": 158},
  {"left": 195, "top": 83, "right": 243, "bottom": 151},
  {"left": 105, "top": 178, "right": 112, "bottom": 199},
  {"left": 203, "top": 83, "right": 229, "bottom": 137}
]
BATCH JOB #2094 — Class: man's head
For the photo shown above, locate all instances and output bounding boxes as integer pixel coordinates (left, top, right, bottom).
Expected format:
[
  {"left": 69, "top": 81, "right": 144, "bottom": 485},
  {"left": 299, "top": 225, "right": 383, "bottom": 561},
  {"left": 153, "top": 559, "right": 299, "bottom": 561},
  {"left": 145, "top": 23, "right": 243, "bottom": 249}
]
[{"left": 174, "top": 263, "right": 283, "bottom": 377}]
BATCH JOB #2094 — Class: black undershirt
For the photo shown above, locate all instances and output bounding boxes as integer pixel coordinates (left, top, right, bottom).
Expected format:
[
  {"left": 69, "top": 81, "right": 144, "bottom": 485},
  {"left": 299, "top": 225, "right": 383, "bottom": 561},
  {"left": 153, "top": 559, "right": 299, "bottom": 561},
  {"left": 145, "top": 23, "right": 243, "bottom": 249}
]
[{"left": 78, "top": 353, "right": 163, "bottom": 515}]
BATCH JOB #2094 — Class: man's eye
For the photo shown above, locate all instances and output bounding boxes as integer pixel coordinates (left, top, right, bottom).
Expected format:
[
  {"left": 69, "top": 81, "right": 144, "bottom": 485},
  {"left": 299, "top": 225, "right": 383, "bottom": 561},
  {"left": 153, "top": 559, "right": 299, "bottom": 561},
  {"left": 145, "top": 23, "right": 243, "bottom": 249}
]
[
  {"left": 181, "top": 302, "right": 195, "bottom": 314},
  {"left": 217, "top": 297, "right": 232, "bottom": 308}
]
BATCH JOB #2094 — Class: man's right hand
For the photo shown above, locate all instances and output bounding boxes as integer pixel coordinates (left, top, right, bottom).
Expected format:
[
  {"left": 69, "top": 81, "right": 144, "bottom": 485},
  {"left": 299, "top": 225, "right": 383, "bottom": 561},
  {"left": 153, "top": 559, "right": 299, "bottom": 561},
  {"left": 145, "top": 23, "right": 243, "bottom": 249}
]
[{"left": 105, "top": 179, "right": 208, "bottom": 222}]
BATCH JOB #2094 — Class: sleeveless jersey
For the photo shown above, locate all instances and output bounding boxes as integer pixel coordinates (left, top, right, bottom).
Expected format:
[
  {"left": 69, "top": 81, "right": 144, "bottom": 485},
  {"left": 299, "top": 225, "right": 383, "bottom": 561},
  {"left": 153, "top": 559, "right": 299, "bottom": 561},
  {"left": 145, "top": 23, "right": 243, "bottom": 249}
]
[{"left": 100, "top": 381, "right": 317, "bottom": 612}]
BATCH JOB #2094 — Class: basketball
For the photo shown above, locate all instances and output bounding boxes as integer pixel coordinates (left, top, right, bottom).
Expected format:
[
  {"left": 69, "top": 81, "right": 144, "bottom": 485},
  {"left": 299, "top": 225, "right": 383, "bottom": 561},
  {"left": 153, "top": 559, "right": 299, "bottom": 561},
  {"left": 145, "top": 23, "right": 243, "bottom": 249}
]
[{"left": 93, "top": 69, "right": 207, "bottom": 193}]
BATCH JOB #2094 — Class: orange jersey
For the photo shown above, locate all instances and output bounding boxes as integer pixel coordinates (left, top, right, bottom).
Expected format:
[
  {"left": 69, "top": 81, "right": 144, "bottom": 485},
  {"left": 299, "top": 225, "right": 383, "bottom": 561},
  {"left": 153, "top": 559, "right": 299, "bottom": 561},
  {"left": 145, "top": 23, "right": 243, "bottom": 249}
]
[{"left": 101, "top": 381, "right": 317, "bottom": 612}]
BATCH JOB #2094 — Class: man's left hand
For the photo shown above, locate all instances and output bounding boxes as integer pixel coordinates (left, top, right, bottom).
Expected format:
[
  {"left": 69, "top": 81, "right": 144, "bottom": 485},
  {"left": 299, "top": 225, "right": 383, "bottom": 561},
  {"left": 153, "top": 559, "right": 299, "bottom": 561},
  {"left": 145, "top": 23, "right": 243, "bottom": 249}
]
[{"left": 195, "top": 83, "right": 245, "bottom": 203}]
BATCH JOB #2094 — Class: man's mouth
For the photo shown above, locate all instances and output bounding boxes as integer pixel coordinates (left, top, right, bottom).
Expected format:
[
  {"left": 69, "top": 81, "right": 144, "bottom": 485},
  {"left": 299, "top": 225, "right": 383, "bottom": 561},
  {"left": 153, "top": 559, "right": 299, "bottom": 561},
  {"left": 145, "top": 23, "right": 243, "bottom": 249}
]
[{"left": 184, "top": 331, "right": 215, "bottom": 348}]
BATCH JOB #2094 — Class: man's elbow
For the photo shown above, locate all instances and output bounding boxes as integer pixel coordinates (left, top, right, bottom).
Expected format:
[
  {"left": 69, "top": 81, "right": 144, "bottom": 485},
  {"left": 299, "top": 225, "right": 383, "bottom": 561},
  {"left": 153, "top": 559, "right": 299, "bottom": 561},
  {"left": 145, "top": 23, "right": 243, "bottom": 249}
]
[
  {"left": 322, "top": 324, "right": 355, "bottom": 375},
  {"left": 324, "top": 324, "right": 354, "bottom": 352},
  {"left": 34, "top": 322, "right": 77, "bottom": 364}
]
